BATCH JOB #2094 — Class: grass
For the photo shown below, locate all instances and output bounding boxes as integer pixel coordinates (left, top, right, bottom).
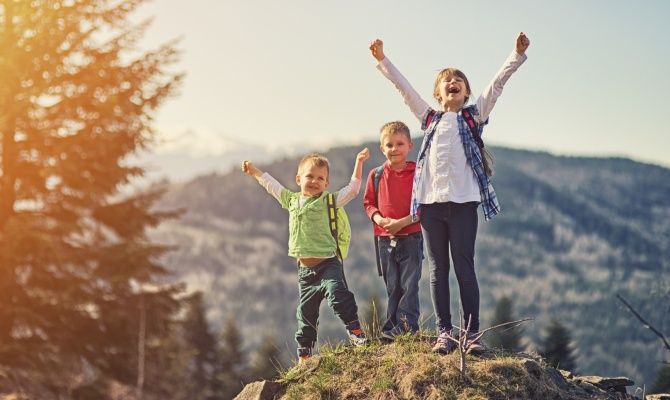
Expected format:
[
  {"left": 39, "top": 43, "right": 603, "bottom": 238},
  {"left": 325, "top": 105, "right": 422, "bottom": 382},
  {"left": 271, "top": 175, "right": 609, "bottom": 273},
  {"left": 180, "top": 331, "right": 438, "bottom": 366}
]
[{"left": 276, "top": 332, "right": 589, "bottom": 400}]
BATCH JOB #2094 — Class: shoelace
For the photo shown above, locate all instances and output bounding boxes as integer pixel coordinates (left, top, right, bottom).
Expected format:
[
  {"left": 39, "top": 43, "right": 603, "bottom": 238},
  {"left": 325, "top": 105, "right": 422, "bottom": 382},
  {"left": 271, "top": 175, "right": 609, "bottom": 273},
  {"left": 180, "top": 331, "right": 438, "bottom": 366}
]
[{"left": 350, "top": 328, "right": 364, "bottom": 336}]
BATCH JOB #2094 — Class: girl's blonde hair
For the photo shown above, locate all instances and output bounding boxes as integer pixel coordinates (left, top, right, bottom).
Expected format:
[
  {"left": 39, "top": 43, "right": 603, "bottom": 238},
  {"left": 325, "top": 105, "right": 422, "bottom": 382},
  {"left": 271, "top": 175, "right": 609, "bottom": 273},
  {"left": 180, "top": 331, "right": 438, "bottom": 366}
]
[
  {"left": 433, "top": 68, "right": 471, "bottom": 106},
  {"left": 297, "top": 153, "right": 330, "bottom": 176}
]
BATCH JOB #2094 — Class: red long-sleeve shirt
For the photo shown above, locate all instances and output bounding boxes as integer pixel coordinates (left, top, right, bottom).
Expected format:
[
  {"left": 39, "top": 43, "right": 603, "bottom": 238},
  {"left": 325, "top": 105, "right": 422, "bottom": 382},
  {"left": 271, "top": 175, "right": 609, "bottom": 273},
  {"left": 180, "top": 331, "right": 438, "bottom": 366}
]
[{"left": 363, "top": 161, "right": 421, "bottom": 237}]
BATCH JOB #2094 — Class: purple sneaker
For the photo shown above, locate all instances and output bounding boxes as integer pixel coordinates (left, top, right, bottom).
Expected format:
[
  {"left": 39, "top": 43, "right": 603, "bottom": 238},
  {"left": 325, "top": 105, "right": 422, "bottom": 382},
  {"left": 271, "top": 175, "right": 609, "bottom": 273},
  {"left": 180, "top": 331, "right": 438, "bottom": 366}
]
[
  {"left": 466, "top": 333, "right": 486, "bottom": 354},
  {"left": 431, "top": 330, "right": 457, "bottom": 354}
]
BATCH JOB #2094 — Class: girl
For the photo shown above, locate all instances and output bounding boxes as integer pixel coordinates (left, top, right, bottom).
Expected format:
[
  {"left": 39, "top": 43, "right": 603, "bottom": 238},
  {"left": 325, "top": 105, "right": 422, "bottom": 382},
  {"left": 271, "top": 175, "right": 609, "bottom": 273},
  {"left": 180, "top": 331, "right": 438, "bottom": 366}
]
[{"left": 369, "top": 33, "right": 530, "bottom": 354}]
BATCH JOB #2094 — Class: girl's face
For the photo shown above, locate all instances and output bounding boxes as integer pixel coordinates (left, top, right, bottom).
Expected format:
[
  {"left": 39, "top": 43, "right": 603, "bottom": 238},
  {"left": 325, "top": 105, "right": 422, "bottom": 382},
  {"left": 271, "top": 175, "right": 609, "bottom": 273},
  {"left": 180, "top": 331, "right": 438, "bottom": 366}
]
[{"left": 438, "top": 73, "right": 469, "bottom": 108}]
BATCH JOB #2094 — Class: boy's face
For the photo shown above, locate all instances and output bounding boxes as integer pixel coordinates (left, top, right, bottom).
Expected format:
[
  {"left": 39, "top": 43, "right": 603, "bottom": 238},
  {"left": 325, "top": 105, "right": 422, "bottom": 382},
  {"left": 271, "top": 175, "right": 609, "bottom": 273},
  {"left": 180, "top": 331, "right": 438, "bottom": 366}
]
[
  {"left": 296, "top": 164, "right": 329, "bottom": 197},
  {"left": 438, "top": 73, "right": 469, "bottom": 107},
  {"left": 380, "top": 132, "right": 413, "bottom": 165}
]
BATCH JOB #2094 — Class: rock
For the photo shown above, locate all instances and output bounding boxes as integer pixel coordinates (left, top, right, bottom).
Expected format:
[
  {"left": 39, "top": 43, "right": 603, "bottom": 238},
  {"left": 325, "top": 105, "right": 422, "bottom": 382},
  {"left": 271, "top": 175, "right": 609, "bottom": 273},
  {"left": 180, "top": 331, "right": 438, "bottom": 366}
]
[
  {"left": 521, "top": 359, "right": 542, "bottom": 378},
  {"left": 576, "top": 380, "right": 602, "bottom": 394},
  {"left": 646, "top": 394, "right": 670, "bottom": 400},
  {"left": 576, "top": 376, "right": 634, "bottom": 394},
  {"left": 559, "top": 369, "right": 573, "bottom": 380},
  {"left": 233, "top": 380, "right": 283, "bottom": 400},
  {"left": 545, "top": 368, "right": 570, "bottom": 390}
]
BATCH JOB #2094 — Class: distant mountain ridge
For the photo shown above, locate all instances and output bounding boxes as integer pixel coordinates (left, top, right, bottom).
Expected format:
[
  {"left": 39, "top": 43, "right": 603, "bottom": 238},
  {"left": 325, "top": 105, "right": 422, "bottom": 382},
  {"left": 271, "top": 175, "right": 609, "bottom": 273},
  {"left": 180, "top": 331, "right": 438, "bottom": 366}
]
[{"left": 152, "top": 141, "right": 669, "bottom": 386}]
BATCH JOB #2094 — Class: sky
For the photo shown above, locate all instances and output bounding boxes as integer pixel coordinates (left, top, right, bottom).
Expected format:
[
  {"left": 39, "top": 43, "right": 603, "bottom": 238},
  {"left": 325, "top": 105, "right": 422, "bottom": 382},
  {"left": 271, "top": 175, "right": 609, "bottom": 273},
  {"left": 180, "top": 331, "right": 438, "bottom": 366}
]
[{"left": 132, "top": 0, "right": 670, "bottom": 181}]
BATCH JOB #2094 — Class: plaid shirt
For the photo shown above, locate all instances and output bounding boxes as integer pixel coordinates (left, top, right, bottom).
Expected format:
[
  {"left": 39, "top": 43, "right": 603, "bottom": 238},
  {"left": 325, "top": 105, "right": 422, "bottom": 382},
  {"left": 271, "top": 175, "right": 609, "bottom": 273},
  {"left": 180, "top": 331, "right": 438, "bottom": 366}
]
[{"left": 410, "top": 105, "right": 500, "bottom": 221}]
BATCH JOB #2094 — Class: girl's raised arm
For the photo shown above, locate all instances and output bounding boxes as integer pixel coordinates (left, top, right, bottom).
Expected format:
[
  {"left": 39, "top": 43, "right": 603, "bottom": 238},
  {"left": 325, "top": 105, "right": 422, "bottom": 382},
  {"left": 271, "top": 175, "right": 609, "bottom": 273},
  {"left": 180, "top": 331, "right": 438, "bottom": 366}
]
[
  {"left": 371, "top": 39, "right": 430, "bottom": 123},
  {"left": 475, "top": 32, "right": 529, "bottom": 124}
]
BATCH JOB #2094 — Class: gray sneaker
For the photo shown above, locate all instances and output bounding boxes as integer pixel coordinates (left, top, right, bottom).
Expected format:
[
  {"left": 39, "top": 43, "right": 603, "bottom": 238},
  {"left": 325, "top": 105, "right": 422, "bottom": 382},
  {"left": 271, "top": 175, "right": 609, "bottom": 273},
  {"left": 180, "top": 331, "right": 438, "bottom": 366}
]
[
  {"left": 381, "top": 325, "right": 405, "bottom": 340},
  {"left": 431, "top": 330, "right": 457, "bottom": 354}
]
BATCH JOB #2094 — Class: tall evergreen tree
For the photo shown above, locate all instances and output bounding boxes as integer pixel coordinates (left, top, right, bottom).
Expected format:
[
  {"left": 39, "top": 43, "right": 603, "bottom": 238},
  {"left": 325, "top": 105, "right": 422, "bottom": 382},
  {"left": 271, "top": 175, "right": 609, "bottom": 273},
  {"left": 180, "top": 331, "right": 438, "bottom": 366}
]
[
  {"left": 540, "top": 319, "right": 577, "bottom": 371},
  {"left": 650, "top": 364, "right": 670, "bottom": 394},
  {"left": 183, "top": 291, "right": 222, "bottom": 400},
  {"left": 248, "top": 335, "right": 280, "bottom": 382},
  {"left": 0, "top": 0, "right": 182, "bottom": 394},
  {"left": 487, "top": 295, "right": 523, "bottom": 352},
  {"left": 220, "top": 317, "right": 246, "bottom": 399}
]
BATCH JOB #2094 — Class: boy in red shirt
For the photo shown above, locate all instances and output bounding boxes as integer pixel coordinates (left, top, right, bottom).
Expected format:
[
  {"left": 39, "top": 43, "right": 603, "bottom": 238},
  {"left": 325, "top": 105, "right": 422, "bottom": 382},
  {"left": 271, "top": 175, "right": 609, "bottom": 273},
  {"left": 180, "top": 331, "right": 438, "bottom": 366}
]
[{"left": 363, "top": 121, "right": 423, "bottom": 338}]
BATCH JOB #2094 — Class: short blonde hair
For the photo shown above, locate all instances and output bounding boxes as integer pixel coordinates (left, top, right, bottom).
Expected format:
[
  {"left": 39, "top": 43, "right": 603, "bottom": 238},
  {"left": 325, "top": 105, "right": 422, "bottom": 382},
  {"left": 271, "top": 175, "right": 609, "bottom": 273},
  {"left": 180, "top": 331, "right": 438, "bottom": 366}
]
[
  {"left": 297, "top": 153, "right": 330, "bottom": 176},
  {"left": 379, "top": 121, "right": 411, "bottom": 143},
  {"left": 433, "top": 68, "right": 471, "bottom": 105}
]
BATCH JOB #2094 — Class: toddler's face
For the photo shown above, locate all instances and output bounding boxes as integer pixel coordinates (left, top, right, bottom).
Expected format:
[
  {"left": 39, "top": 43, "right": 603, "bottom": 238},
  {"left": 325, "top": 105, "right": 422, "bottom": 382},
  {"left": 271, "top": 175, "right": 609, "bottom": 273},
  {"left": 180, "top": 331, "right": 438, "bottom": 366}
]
[
  {"left": 296, "top": 165, "right": 329, "bottom": 197},
  {"left": 380, "top": 133, "right": 412, "bottom": 165},
  {"left": 438, "top": 74, "right": 469, "bottom": 107}
]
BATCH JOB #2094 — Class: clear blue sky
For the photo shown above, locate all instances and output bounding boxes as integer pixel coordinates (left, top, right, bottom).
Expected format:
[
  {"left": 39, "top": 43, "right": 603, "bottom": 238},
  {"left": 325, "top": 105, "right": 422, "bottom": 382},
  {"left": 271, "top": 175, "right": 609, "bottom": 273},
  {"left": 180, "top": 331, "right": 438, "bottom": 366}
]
[{"left": 134, "top": 0, "right": 670, "bottom": 179}]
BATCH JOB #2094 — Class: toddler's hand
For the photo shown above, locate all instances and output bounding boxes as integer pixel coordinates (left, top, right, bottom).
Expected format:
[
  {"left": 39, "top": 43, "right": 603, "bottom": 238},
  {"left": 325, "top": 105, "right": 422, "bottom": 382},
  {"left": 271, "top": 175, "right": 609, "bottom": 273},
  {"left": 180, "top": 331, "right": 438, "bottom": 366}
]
[
  {"left": 241, "top": 160, "right": 261, "bottom": 177},
  {"left": 369, "top": 39, "right": 385, "bottom": 61},
  {"left": 356, "top": 147, "right": 370, "bottom": 163},
  {"left": 516, "top": 32, "right": 530, "bottom": 55}
]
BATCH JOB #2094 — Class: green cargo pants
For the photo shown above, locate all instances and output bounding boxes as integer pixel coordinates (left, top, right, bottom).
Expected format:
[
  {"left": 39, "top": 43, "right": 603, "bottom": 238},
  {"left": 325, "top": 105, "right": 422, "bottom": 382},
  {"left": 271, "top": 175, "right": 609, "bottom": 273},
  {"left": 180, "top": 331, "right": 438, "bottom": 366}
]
[{"left": 295, "top": 257, "right": 359, "bottom": 348}]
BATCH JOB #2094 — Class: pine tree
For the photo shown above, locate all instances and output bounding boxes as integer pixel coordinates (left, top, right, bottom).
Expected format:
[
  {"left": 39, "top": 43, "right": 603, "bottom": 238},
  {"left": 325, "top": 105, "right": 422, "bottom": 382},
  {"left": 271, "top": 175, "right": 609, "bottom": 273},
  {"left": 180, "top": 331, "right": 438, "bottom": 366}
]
[
  {"left": 487, "top": 295, "right": 523, "bottom": 352},
  {"left": 650, "top": 363, "right": 670, "bottom": 394},
  {"left": 540, "top": 319, "right": 577, "bottom": 371},
  {"left": 183, "top": 291, "right": 223, "bottom": 400},
  {"left": 0, "top": 0, "right": 183, "bottom": 394},
  {"left": 220, "top": 317, "right": 246, "bottom": 399},
  {"left": 248, "top": 335, "right": 280, "bottom": 382}
]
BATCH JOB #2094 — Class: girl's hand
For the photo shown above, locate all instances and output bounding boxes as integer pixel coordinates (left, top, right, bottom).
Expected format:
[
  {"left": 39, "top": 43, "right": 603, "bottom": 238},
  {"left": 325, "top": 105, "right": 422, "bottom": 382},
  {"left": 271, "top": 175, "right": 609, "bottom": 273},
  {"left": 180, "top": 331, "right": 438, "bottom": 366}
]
[
  {"left": 356, "top": 147, "right": 370, "bottom": 163},
  {"left": 516, "top": 32, "right": 530, "bottom": 55},
  {"left": 369, "top": 39, "right": 385, "bottom": 61},
  {"left": 241, "top": 160, "right": 262, "bottom": 177}
]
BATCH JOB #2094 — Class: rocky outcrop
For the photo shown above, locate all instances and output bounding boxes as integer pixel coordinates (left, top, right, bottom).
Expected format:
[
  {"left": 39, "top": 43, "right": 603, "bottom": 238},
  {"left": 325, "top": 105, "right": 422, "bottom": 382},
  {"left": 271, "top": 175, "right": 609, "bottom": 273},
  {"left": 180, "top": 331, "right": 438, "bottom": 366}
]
[
  {"left": 236, "top": 352, "right": 657, "bottom": 400},
  {"left": 233, "top": 380, "right": 284, "bottom": 400}
]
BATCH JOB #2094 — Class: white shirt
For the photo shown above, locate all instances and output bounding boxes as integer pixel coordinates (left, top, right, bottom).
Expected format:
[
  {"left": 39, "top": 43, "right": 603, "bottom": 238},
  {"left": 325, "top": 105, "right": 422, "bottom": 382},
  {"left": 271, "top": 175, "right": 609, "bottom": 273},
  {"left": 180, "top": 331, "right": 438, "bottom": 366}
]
[{"left": 377, "top": 50, "right": 527, "bottom": 205}]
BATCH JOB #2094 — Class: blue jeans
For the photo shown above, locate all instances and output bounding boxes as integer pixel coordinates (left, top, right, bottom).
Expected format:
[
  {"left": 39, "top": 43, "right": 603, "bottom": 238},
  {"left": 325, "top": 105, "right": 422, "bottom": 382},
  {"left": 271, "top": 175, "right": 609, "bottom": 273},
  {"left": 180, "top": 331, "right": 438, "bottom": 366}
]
[
  {"left": 420, "top": 202, "right": 480, "bottom": 333},
  {"left": 378, "top": 232, "right": 423, "bottom": 332}
]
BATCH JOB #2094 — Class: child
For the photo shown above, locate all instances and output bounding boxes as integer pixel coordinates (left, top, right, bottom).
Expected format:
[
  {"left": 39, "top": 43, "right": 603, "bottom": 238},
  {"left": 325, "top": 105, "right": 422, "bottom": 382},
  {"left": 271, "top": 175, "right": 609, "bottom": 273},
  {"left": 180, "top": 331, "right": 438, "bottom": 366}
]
[
  {"left": 242, "top": 148, "right": 370, "bottom": 363},
  {"left": 369, "top": 33, "right": 530, "bottom": 354},
  {"left": 363, "top": 121, "right": 423, "bottom": 339}
]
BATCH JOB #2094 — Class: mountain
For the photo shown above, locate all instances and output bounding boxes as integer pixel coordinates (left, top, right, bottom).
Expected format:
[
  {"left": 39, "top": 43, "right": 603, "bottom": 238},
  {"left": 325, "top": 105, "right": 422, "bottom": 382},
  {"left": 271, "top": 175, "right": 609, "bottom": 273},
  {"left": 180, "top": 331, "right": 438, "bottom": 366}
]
[{"left": 151, "top": 141, "right": 670, "bottom": 387}]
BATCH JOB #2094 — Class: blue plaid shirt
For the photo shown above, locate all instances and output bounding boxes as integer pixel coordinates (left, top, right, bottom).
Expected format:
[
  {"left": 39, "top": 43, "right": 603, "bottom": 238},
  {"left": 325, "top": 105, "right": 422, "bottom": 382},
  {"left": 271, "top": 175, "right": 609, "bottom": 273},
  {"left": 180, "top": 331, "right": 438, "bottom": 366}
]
[{"left": 411, "top": 105, "right": 500, "bottom": 221}]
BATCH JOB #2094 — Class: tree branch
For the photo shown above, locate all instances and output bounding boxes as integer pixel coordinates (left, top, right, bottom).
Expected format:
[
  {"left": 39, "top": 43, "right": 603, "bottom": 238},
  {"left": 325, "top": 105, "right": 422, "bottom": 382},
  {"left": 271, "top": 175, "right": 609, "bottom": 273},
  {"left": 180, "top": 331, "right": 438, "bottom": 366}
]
[{"left": 616, "top": 293, "right": 670, "bottom": 352}]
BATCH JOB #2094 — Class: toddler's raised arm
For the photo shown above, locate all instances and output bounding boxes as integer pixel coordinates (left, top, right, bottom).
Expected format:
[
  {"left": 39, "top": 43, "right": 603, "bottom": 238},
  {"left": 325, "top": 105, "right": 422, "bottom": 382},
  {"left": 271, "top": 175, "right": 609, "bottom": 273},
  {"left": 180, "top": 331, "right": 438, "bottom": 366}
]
[
  {"left": 335, "top": 148, "right": 369, "bottom": 207},
  {"left": 242, "top": 160, "right": 284, "bottom": 202}
]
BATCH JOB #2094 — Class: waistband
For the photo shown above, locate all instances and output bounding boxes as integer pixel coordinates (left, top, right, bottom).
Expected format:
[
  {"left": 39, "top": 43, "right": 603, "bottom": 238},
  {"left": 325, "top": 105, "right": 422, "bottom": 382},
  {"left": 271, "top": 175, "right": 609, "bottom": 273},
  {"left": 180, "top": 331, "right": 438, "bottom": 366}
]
[{"left": 378, "top": 231, "right": 422, "bottom": 241}]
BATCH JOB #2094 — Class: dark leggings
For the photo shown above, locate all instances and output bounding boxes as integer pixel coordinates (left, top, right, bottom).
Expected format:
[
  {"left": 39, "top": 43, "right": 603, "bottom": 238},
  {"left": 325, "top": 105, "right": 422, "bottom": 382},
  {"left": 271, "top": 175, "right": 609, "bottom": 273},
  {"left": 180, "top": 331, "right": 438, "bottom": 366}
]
[{"left": 420, "top": 201, "right": 480, "bottom": 333}]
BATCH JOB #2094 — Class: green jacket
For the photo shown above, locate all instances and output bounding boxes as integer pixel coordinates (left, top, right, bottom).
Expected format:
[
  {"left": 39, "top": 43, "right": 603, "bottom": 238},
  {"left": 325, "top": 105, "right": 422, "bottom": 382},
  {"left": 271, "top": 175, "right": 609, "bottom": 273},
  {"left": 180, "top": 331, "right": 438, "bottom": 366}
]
[{"left": 280, "top": 190, "right": 337, "bottom": 258}]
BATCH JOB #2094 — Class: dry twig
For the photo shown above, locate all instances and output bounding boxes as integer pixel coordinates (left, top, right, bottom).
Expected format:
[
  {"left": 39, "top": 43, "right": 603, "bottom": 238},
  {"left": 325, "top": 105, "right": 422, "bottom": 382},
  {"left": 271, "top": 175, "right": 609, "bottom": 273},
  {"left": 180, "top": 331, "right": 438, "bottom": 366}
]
[{"left": 617, "top": 293, "right": 670, "bottom": 353}]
